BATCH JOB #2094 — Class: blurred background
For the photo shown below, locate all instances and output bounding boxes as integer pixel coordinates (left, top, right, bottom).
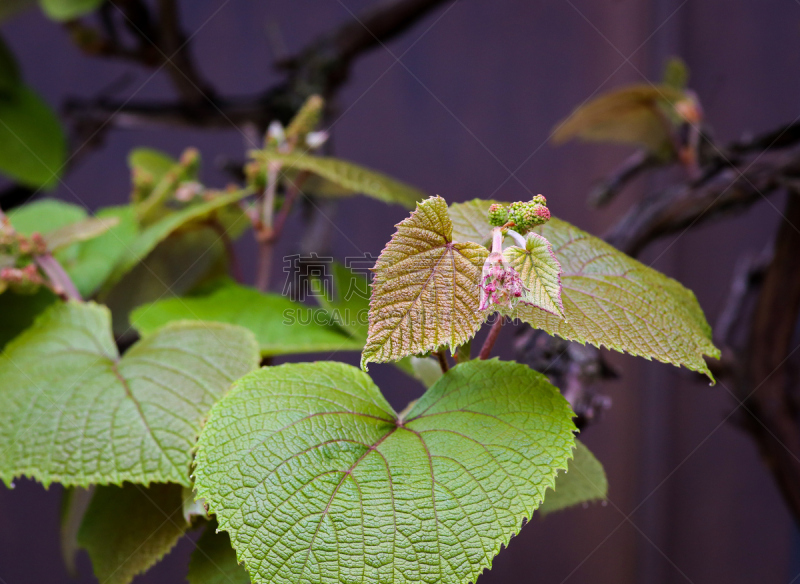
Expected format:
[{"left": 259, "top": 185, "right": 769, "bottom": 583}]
[{"left": 1, "top": 0, "right": 798, "bottom": 582}]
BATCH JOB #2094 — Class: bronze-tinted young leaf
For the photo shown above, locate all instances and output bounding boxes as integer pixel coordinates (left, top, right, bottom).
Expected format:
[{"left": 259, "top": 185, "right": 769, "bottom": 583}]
[
  {"left": 448, "top": 200, "right": 720, "bottom": 380},
  {"left": 254, "top": 151, "right": 425, "bottom": 208},
  {"left": 552, "top": 85, "right": 686, "bottom": 158},
  {"left": 539, "top": 439, "right": 608, "bottom": 515},
  {"left": 0, "top": 301, "right": 259, "bottom": 487},
  {"left": 77, "top": 483, "right": 188, "bottom": 584},
  {"left": 502, "top": 232, "right": 564, "bottom": 317},
  {"left": 361, "top": 196, "right": 488, "bottom": 369}
]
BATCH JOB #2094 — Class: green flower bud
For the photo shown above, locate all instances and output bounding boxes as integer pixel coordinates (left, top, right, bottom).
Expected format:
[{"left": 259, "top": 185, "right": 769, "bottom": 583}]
[{"left": 488, "top": 203, "right": 509, "bottom": 227}]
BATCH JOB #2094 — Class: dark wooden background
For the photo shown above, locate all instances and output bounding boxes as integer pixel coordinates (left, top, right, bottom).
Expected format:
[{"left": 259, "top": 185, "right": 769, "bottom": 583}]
[{"left": 1, "top": 1, "right": 798, "bottom": 582}]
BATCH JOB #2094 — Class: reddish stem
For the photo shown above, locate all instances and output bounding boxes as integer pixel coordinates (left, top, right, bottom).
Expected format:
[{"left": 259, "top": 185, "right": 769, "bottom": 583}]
[{"left": 479, "top": 316, "right": 505, "bottom": 360}]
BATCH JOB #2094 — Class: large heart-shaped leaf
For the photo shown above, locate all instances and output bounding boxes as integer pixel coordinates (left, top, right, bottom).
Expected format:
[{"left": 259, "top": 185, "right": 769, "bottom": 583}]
[
  {"left": 131, "top": 279, "right": 363, "bottom": 357},
  {"left": 0, "top": 301, "right": 259, "bottom": 487},
  {"left": 539, "top": 439, "right": 607, "bottom": 515},
  {"left": 254, "top": 151, "right": 425, "bottom": 208},
  {"left": 194, "top": 359, "right": 576, "bottom": 584},
  {"left": 0, "top": 287, "right": 57, "bottom": 351},
  {"left": 449, "top": 200, "right": 720, "bottom": 380},
  {"left": 361, "top": 196, "right": 488, "bottom": 369},
  {"left": 502, "top": 232, "right": 564, "bottom": 317},
  {"left": 77, "top": 483, "right": 189, "bottom": 584},
  {"left": 188, "top": 520, "right": 251, "bottom": 584}
]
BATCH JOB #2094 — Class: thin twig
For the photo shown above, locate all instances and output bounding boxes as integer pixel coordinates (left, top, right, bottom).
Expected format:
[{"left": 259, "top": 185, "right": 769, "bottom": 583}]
[
  {"left": 479, "top": 316, "right": 505, "bottom": 360},
  {"left": 434, "top": 350, "right": 449, "bottom": 373}
]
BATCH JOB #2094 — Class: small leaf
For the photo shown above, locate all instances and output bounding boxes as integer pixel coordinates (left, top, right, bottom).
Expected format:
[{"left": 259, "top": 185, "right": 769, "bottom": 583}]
[
  {"left": 539, "top": 439, "right": 607, "bottom": 515},
  {"left": 188, "top": 520, "right": 251, "bottom": 584},
  {"left": 0, "top": 301, "right": 259, "bottom": 487},
  {"left": 7, "top": 198, "right": 86, "bottom": 235},
  {"left": 502, "top": 232, "right": 564, "bottom": 317},
  {"left": 44, "top": 216, "right": 120, "bottom": 251},
  {"left": 99, "top": 190, "right": 250, "bottom": 294},
  {"left": 77, "top": 483, "right": 188, "bottom": 584},
  {"left": 128, "top": 147, "right": 178, "bottom": 184},
  {"left": 362, "top": 196, "right": 488, "bottom": 369},
  {"left": 448, "top": 200, "right": 720, "bottom": 380},
  {"left": 0, "top": 85, "right": 66, "bottom": 188},
  {"left": 663, "top": 57, "right": 689, "bottom": 90},
  {"left": 194, "top": 359, "right": 576, "bottom": 584},
  {"left": 39, "top": 0, "right": 103, "bottom": 20},
  {"left": 551, "top": 85, "right": 685, "bottom": 158},
  {"left": 131, "top": 279, "right": 363, "bottom": 357},
  {"left": 254, "top": 151, "right": 425, "bottom": 208}
]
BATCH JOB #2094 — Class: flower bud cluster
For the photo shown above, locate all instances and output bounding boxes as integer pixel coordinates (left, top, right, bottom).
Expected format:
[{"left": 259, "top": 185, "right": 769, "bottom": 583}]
[
  {"left": 479, "top": 251, "right": 527, "bottom": 311},
  {"left": 487, "top": 195, "right": 550, "bottom": 232}
]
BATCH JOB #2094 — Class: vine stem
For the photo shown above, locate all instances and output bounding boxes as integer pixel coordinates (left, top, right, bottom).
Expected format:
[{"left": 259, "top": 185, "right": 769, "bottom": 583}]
[
  {"left": 434, "top": 350, "right": 449, "bottom": 373},
  {"left": 35, "top": 254, "right": 82, "bottom": 301},
  {"left": 479, "top": 316, "right": 505, "bottom": 360}
]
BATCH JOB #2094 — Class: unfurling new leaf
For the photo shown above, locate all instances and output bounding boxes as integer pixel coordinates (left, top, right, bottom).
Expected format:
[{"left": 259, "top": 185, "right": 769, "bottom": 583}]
[{"left": 193, "top": 359, "right": 577, "bottom": 584}]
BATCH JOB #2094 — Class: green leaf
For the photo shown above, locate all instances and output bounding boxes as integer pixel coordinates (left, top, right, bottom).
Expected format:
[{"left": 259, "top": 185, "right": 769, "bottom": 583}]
[
  {"left": 128, "top": 147, "right": 178, "bottom": 184},
  {"left": 39, "top": 0, "right": 103, "bottom": 20},
  {"left": 551, "top": 85, "right": 685, "bottom": 158},
  {"left": 0, "top": 34, "right": 21, "bottom": 93},
  {"left": 254, "top": 151, "right": 425, "bottom": 208},
  {"left": 44, "top": 216, "right": 120, "bottom": 251},
  {"left": 60, "top": 486, "right": 94, "bottom": 576},
  {"left": 362, "top": 196, "right": 488, "bottom": 369},
  {"left": 188, "top": 520, "right": 252, "bottom": 584},
  {"left": 99, "top": 190, "right": 250, "bottom": 294},
  {"left": 7, "top": 198, "right": 86, "bottom": 235},
  {"left": 194, "top": 359, "right": 576, "bottom": 584},
  {"left": 0, "top": 287, "right": 57, "bottom": 351},
  {"left": 314, "top": 261, "right": 370, "bottom": 340},
  {"left": 539, "top": 439, "right": 607, "bottom": 515},
  {"left": 502, "top": 232, "right": 564, "bottom": 317},
  {"left": 131, "top": 280, "right": 364, "bottom": 357},
  {"left": 0, "top": 85, "right": 66, "bottom": 188},
  {"left": 77, "top": 483, "right": 188, "bottom": 584},
  {"left": 448, "top": 200, "right": 720, "bottom": 380},
  {"left": 0, "top": 301, "right": 259, "bottom": 487},
  {"left": 62, "top": 205, "right": 139, "bottom": 298}
]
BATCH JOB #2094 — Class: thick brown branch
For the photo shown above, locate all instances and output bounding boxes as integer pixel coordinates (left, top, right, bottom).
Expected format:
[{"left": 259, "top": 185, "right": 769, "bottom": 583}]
[{"left": 741, "top": 191, "right": 800, "bottom": 525}]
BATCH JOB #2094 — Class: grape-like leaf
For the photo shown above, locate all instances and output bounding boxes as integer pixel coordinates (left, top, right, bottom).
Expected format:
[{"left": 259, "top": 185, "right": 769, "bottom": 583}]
[
  {"left": 448, "top": 200, "right": 720, "bottom": 380},
  {"left": 539, "top": 439, "right": 607, "bottom": 515},
  {"left": 128, "top": 147, "right": 178, "bottom": 184},
  {"left": 551, "top": 85, "right": 685, "bottom": 158},
  {"left": 0, "top": 85, "right": 65, "bottom": 188},
  {"left": 39, "top": 0, "right": 103, "bottom": 20},
  {"left": 7, "top": 198, "right": 86, "bottom": 235},
  {"left": 194, "top": 359, "right": 576, "bottom": 584},
  {"left": 77, "top": 483, "right": 188, "bottom": 584},
  {"left": 0, "top": 301, "right": 259, "bottom": 487},
  {"left": 362, "top": 196, "right": 488, "bottom": 369},
  {"left": 254, "top": 151, "right": 425, "bottom": 208},
  {"left": 0, "top": 287, "right": 57, "bottom": 351},
  {"left": 99, "top": 190, "right": 250, "bottom": 294},
  {"left": 131, "top": 279, "right": 363, "bottom": 357},
  {"left": 502, "top": 232, "right": 564, "bottom": 317},
  {"left": 188, "top": 520, "right": 252, "bottom": 584}
]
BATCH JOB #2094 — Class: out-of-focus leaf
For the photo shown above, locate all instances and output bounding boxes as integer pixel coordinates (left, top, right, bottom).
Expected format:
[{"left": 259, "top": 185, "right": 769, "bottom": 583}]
[
  {"left": 361, "top": 196, "right": 488, "bottom": 369},
  {"left": 128, "top": 147, "right": 177, "bottom": 184},
  {"left": 7, "top": 198, "right": 86, "bottom": 235},
  {"left": 132, "top": 279, "right": 363, "bottom": 357},
  {"left": 44, "top": 216, "right": 119, "bottom": 251},
  {"left": 0, "top": 86, "right": 66, "bottom": 188},
  {"left": 0, "top": 287, "right": 57, "bottom": 351},
  {"left": 194, "top": 360, "right": 576, "bottom": 584},
  {"left": 99, "top": 190, "right": 250, "bottom": 294},
  {"left": 0, "top": 301, "right": 260, "bottom": 487},
  {"left": 314, "top": 261, "right": 370, "bottom": 339},
  {"left": 551, "top": 85, "right": 685, "bottom": 158},
  {"left": 663, "top": 57, "right": 689, "bottom": 90},
  {"left": 0, "top": 34, "right": 20, "bottom": 93},
  {"left": 254, "top": 151, "right": 425, "bottom": 208},
  {"left": 60, "top": 486, "right": 94, "bottom": 576},
  {"left": 188, "top": 520, "right": 251, "bottom": 584},
  {"left": 539, "top": 440, "right": 608, "bottom": 515},
  {"left": 449, "top": 200, "right": 720, "bottom": 381},
  {"left": 77, "top": 483, "right": 188, "bottom": 584},
  {"left": 39, "top": 0, "right": 103, "bottom": 21}
]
